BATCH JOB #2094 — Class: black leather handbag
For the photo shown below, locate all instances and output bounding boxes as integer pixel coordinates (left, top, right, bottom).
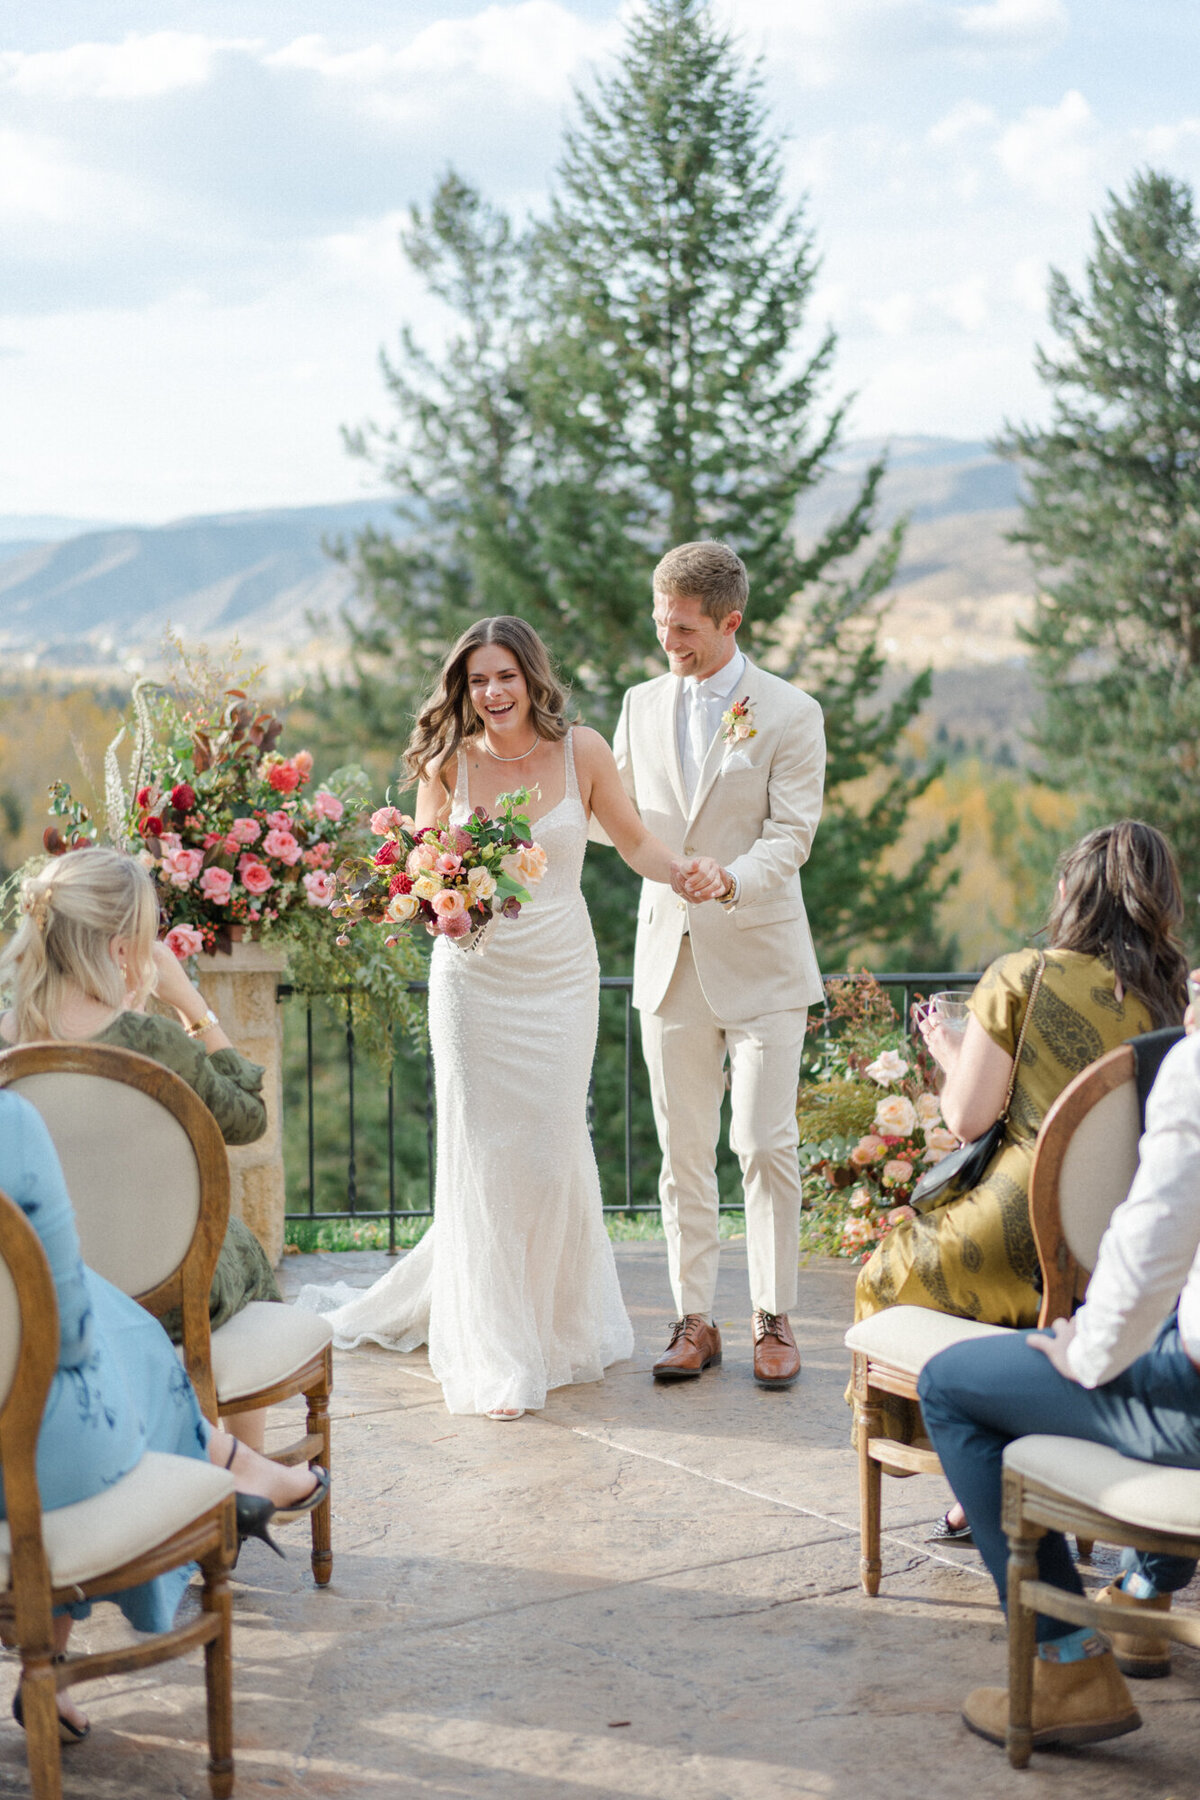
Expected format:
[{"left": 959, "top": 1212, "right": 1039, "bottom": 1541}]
[{"left": 910, "top": 952, "right": 1045, "bottom": 1211}]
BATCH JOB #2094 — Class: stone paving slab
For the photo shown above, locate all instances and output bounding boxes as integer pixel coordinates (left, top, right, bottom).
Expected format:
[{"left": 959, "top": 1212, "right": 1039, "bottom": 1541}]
[{"left": 2, "top": 1242, "right": 1198, "bottom": 1798}]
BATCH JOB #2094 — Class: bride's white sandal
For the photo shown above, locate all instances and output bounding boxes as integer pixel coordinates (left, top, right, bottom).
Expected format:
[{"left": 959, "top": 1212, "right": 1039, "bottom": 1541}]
[{"left": 485, "top": 1406, "right": 524, "bottom": 1421}]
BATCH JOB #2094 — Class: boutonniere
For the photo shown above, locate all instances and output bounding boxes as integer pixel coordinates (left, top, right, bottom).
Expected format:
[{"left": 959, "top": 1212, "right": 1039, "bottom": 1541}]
[{"left": 720, "top": 696, "right": 757, "bottom": 749}]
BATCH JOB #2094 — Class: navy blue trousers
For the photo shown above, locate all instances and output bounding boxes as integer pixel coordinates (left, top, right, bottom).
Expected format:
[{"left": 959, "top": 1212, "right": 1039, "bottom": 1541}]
[{"left": 918, "top": 1317, "right": 1200, "bottom": 1641}]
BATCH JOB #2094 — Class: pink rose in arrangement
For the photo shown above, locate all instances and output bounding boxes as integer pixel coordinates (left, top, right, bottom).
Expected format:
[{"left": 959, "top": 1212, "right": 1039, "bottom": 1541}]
[
  {"left": 292, "top": 750, "right": 313, "bottom": 778},
  {"left": 240, "top": 859, "right": 274, "bottom": 895},
  {"left": 164, "top": 923, "right": 204, "bottom": 959},
  {"left": 263, "top": 828, "right": 303, "bottom": 866},
  {"left": 849, "top": 1134, "right": 887, "bottom": 1168},
  {"left": 430, "top": 888, "right": 468, "bottom": 922},
  {"left": 229, "top": 817, "right": 261, "bottom": 846},
  {"left": 312, "top": 790, "right": 344, "bottom": 822},
  {"left": 303, "top": 843, "right": 333, "bottom": 869},
  {"left": 267, "top": 762, "right": 301, "bottom": 793},
  {"left": 370, "top": 806, "right": 406, "bottom": 835},
  {"left": 406, "top": 843, "right": 437, "bottom": 876},
  {"left": 163, "top": 846, "right": 204, "bottom": 888},
  {"left": 303, "top": 870, "right": 337, "bottom": 907},
  {"left": 922, "top": 1126, "right": 960, "bottom": 1164},
  {"left": 434, "top": 851, "right": 463, "bottom": 876},
  {"left": 881, "top": 1158, "right": 914, "bottom": 1188},
  {"left": 199, "top": 866, "right": 234, "bottom": 904},
  {"left": 266, "top": 810, "right": 292, "bottom": 830}
]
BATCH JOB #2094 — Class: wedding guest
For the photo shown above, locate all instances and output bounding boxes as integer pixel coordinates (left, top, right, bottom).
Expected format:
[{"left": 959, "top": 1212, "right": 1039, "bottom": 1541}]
[
  {"left": 0, "top": 1088, "right": 326, "bottom": 1745},
  {"left": 0, "top": 847, "right": 280, "bottom": 1446},
  {"left": 853, "top": 820, "right": 1187, "bottom": 1536},
  {"left": 917, "top": 1023, "right": 1200, "bottom": 1750}
]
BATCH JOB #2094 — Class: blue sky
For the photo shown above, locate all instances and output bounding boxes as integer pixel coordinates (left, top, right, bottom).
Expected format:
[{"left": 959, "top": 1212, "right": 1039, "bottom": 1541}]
[{"left": 1, "top": 0, "right": 1196, "bottom": 521}]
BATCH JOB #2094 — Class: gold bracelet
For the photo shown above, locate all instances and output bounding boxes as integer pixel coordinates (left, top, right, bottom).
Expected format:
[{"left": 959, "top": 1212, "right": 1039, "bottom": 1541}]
[{"left": 185, "top": 1007, "right": 220, "bottom": 1039}]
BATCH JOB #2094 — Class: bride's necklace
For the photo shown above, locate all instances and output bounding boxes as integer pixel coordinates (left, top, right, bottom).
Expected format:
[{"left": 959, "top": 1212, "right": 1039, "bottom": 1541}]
[{"left": 483, "top": 732, "right": 539, "bottom": 763}]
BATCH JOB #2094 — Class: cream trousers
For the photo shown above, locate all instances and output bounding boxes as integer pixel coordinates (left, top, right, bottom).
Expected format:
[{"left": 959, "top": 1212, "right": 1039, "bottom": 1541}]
[{"left": 639, "top": 936, "right": 807, "bottom": 1318}]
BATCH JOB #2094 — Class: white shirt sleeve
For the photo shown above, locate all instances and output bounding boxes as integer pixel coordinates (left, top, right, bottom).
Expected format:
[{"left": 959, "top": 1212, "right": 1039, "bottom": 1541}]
[{"left": 1066, "top": 1031, "right": 1200, "bottom": 1388}]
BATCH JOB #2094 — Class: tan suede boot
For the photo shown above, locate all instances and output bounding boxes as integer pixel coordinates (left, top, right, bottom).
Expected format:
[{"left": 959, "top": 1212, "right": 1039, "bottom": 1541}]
[
  {"left": 1095, "top": 1581, "right": 1173, "bottom": 1678},
  {"left": 963, "top": 1648, "right": 1141, "bottom": 1748}
]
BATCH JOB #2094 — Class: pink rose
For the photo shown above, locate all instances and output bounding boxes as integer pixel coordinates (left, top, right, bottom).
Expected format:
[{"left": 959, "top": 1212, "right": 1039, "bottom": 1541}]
[
  {"left": 292, "top": 750, "right": 313, "bottom": 778},
  {"left": 229, "top": 817, "right": 260, "bottom": 846},
  {"left": 163, "top": 846, "right": 204, "bottom": 888},
  {"left": 266, "top": 810, "right": 292, "bottom": 830},
  {"left": 312, "top": 790, "right": 344, "bottom": 822},
  {"left": 371, "top": 806, "right": 407, "bottom": 835},
  {"left": 434, "top": 851, "right": 463, "bottom": 876},
  {"left": 199, "top": 866, "right": 234, "bottom": 904},
  {"left": 849, "top": 1134, "right": 887, "bottom": 1168},
  {"left": 164, "top": 923, "right": 204, "bottom": 959},
  {"left": 263, "top": 828, "right": 302, "bottom": 866},
  {"left": 406, "top": 843, "right": 437, "bottom": 876},
  {"left": 303, "top": 843, "right": 333, "bottom": 869},
  {"left": 267, "top": 762, "right": 301, "bottom": 793},
  {"left": 881, "top": 1158, "right": 914, "bottom": 1188},
  {"left": 240, "top": 859, "right": 274, "bottom": 895},
  {"left": 430, "top": 888, "right": 468, "bottom": 920},
  {"left": 303, "top": 870, "right": 337, "bottom": 907}
]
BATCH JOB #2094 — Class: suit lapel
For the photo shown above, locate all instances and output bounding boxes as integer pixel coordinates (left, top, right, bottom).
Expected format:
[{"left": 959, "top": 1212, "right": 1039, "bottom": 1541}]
[
  {"left": 686, "top": 657, "right": 761, "bottom": 824},
  {"left": 657, "top": 676, "right": 689, "bottom": 818}
]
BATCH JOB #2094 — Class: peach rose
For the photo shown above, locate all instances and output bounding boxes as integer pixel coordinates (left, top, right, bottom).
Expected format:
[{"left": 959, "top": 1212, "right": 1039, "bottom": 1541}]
[
  {"left": 874, "top": 1094, "right": 917, "bottom": 1138},
  {"left": 849, "top": 1134, "right": 887, "bottom": 1168},
  {"left": 916, "top": 1092, "right": 942, "bottom": 1126},
  {"left": 848, "top": 1186, "right": 873, "bottom": 1211},
  {"left": 263, "top": 828, "right": 303, "bottom": 866},
  {"left": 411, "top": 872, "right": 442, "bottom": 900},
  {"left": 384, "top": 892, "right": 420, "bottom": 924},
  {"left": 924, "top": 1126, "right": 959, "bottom": 1154},
  {"left": 303, "top": 870, "right": 337, "bottom": 906},
  {"left": 240, "top": 859, "right": 274, "bottom": 895},
  {"left": 312, "top": 790, "right": 344, "bottom": 822},
  {"left": 406, "top": 844, "right": 438, "bottom": 876},
  {"left": 430, "top": 888, "right": 468, "bottom": 921},
  {"left": 163, "top": 846, "right": 204, "bottom": 888},
  {"left": 292, "top": 750, "right": 313, "bottom": 778},
  {"left": 501, "top": 842, "right": 548, "bottom": 888},
  {"left": 467, "top": 866, "right": 497, "bottom": 902},
  {"left": 881, "top": 1158, "right": 914, "bottom": 1187}
]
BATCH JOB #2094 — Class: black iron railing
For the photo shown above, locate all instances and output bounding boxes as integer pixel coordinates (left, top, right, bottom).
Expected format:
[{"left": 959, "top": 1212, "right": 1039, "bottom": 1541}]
[{"left": 278, "top": 970, "right": 978, "bottom": 1242}]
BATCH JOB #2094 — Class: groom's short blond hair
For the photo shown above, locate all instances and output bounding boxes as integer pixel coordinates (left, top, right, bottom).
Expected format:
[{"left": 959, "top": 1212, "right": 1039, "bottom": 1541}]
[{"left": 653, "top": 541, "right": 748, "bottom": 624}]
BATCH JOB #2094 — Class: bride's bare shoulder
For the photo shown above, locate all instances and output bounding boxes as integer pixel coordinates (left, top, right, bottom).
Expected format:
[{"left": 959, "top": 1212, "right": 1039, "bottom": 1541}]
[{"left": 570, "top": 725, "right": 614, "bottom": 767}]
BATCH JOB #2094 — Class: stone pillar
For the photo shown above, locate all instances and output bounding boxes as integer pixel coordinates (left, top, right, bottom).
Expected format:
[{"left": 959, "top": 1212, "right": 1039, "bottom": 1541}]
[{"left": 194, "top": 939, "right": 288, "bottom": 1266}]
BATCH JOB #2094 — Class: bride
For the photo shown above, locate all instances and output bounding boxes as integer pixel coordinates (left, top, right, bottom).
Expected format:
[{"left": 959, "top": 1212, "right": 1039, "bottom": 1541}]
[{"left": 298, "top": 616, "right": 723, "bottom": 1418}]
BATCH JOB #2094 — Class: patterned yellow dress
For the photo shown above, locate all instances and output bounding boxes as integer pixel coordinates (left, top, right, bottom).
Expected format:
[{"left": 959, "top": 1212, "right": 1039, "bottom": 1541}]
[{"left": 854, "top": 947, "right": 1153, "bottom": 1333}]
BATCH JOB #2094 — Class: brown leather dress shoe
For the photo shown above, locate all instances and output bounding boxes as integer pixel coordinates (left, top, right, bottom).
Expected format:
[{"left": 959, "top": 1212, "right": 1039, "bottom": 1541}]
[
  {"left": 652, "top": 1315, "right": 722, "bottom": 1380},
  {"left": 752, "top": 1311, "right": 801, "bottom": 1387}
]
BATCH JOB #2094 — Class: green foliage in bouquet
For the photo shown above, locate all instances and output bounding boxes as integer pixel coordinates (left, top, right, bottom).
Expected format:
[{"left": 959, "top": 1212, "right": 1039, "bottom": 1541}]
[{"left": 798, "top": 972, "right": 953, "bottom": 1263}]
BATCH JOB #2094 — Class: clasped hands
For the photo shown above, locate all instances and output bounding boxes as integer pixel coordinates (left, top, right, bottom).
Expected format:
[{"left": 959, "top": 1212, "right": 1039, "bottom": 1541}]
[{"left": 668, "top": 856, "right": 730, "bottom": 904}]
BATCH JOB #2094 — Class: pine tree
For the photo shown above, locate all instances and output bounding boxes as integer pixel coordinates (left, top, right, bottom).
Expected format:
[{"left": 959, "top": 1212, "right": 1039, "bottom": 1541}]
[
  {"left": 327, "top": 0, "right": 954, "bottom": 964},
  {"left": 998, "top": 169, "right": 1200, "bottom": 936}
]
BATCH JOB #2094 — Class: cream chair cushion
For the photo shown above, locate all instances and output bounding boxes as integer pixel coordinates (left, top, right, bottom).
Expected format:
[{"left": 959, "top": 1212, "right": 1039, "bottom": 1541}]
[
  {"left": 844, "top": 1306, "right": 1011, "bottom": 1375},
  {"left": 8, "top": 1071, "right": 199, "bottom": 1295},
  {"left": 0, "top": 1254, "right": 17, "bottom": 1412},
  {"left": 210, "top": 1302, "right": 333, "bottom": 1404},
  {"left": 1058, "top": 1078, "right": 1141, "bottom": 1271},
  {"left": 0, "top": 1453, "right": 234, "bottom": 1590},
  {"left": 1004, "top": 1435, "right": 1200, "bottom": 1537}
]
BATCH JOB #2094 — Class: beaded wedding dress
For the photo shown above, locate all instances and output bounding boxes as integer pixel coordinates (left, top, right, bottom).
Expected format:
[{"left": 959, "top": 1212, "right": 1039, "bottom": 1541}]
[{"left": 296, "top": 730, "right": 634, "bottom": 1414}]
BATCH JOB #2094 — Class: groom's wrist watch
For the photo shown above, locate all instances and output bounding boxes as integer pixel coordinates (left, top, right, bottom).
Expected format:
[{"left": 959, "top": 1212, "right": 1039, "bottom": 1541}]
[{"left": 718, "top": 870, "right": 737, "bottom": 905}]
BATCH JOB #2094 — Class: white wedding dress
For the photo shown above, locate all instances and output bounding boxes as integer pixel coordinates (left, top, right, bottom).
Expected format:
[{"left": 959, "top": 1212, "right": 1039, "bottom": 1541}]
[{"left": 295, "top": 730, "right": 634, "bottom": 1414}]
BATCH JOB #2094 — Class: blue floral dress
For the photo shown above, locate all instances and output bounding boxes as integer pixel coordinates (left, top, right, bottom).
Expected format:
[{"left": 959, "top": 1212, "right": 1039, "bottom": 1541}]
[{"left": 0, "top": 1091, "right": 212, "bottom": 1632}]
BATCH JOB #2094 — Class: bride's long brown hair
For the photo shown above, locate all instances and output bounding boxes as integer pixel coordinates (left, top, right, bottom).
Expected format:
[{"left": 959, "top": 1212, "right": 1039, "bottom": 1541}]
[{"left": 404, "top": 617, "right": 571, "bottom": 785}]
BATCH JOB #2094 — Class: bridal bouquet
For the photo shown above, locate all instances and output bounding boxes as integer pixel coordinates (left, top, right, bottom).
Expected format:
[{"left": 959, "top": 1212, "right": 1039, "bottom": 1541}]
[{"left": 331, "top": 788, "right": 548, "bottom": 950}]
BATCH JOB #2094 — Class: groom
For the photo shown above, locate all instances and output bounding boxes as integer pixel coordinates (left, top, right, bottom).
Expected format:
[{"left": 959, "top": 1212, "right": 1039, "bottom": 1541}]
[{"left": 611, "top": 540, "right": 826, "bottom": 1388}]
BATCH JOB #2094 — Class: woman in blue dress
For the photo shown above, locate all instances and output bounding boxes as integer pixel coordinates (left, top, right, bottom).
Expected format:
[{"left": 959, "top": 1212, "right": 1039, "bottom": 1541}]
[{"left": 0, "top": 1090, "right": 326, "bottom": 1744}]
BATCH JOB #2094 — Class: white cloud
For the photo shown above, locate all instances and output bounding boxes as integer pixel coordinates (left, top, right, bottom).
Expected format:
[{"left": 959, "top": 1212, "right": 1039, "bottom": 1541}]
[
  {"left": 932, "top": 275, "right": 989, "bottom": 331},
  {"left": 269, "top": 4, "right": 618, "bottom": 109},
  {"left": 1135, "top": 118, "right": 1200, "bottom": 159},
  {"left": 997, "top": 89, "right": 1094, "bottom": 202},
  {"left": 928, "top": 99, "right": 996, "bottom": 146},
  {"left": 0, "top": 127, "right": 142, "bottom": 227},
  {"left": 955, "top": 0, "right": 1068, "bottom": 51},
  {"left": 863, "top": 291, "right": 919, "bottom": 337},
  {"left": 0, "top": 32, "right": 257, "bottom": 101},
  {"left": 1010, "top": 255, "right": 1049, "bottom": 316}
]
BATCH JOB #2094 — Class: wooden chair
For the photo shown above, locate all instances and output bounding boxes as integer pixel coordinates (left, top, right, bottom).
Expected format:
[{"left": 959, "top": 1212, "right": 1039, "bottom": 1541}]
[
  {"left": 1002, "top": 1438, "right": 1200, "bottom": 1766},
  {"left": 0, "top": 1044, "right": 336, "bottom": 1585},
  {"left": 844, "top": 1042, "right": 1142, "bottom": 1595},
  {"left": 0, "top": 1188, "right": 238, "bottom": 1800}
]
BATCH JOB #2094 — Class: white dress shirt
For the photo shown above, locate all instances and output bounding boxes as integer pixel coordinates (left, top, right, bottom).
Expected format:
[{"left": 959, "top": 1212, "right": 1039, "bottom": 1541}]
[
  {"left": 676, "top": 649, "right": 746, "bottom": 801},
  {"left": 1067, "top": 1028, "right": 1200, "bottom": 1388}
]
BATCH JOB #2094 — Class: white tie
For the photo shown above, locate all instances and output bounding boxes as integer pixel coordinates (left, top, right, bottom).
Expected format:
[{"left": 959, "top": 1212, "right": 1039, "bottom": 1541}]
[{"left": 685, "top": 680, "right": 714, "bottom": 800}]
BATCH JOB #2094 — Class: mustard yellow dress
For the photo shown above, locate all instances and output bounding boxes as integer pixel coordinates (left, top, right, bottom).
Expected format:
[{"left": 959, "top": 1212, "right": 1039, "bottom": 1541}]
[{"left": 855, "top": 948, "right": 1153, "bottom": 1332}]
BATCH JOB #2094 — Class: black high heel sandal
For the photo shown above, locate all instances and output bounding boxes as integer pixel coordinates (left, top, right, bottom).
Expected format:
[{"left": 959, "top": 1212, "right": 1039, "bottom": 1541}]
[
  {"left": 12, "top": 1656, "right": 90, "bottom": 1745},
  {"left": 225, "top": 1438, "right": 284, "bottom": 1560}
]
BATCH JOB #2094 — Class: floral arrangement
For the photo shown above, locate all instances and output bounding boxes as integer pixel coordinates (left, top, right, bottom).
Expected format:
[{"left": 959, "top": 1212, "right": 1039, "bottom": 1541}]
[
  {"left": 330, "top": 788, "right": 547, "bottom": 950},
  {"left": 797, "top": 973, "right": 957, "bottom": 1263},
  {"left": 45, "top": 674, "right": 371, "bottom": 958},
  {"left": 721, "top": 696, "right": 756, "bottom": 747}
]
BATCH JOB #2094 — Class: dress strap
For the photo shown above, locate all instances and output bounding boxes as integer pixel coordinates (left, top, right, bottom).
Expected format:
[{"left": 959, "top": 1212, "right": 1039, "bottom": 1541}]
[
  {"left": 563, "top": 728, "right": 580, "bottom": 802},
  {"left": 452, "top": 748, "right": 470, "bottom": 816}
]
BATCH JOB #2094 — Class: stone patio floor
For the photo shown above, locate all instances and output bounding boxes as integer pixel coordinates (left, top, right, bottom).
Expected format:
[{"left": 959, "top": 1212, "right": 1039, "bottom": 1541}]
[{"left": 3, "top": 1242, "right": 1198, "bottom": 1799}]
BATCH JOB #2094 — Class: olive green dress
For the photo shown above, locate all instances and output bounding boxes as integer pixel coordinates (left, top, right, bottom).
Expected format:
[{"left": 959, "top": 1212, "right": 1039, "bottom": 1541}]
[
  {"left": 92, "top": 1011, "right": 282, "bottom": 1335},
  {"left": 855, "top": 948, "right": 1153, "bottom": 1335}
]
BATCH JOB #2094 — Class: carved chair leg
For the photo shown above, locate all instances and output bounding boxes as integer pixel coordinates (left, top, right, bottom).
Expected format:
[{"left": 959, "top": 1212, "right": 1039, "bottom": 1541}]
[
  {"left": 1005, "top": 1521, "right": 1041, "bottom": 1769},
  {"left": 855, "top": 1359, "right": 883, "bottom": 1597},
  {"left": 19, "top": 1656, "right": 63, "bottom": 1800},
  {"left": 201, "top": 1527, "right": 235, "bottom": 1800},
  {"left": 306, "top": 1357, "right": 333, "bottom": 1587},
  {"left": 1074, "top": 1536, "right": 1095, "bottom": 1560}
]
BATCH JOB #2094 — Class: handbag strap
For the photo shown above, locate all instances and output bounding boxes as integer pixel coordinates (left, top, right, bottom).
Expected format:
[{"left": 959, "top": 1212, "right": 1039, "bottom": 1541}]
[{"left": 1000, "top": 950, "right": 1045, "bottom": 1122}]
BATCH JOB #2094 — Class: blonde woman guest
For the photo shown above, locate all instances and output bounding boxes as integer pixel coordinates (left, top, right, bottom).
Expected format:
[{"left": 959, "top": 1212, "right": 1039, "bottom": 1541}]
[
  {"left": 298, "top": 615, "right": 726, "bottom": 1419},
  {"left": 0, "top": 848, "right": 280, "bottom": 1446}
]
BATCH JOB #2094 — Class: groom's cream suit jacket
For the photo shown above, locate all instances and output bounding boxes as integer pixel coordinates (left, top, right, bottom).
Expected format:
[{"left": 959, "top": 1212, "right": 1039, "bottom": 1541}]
[{"left": 611, "top": 657, "right": 826, "bottom": 1021}]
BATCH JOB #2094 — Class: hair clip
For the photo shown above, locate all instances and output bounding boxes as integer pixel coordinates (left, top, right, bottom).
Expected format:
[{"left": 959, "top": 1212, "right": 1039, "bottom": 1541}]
[{"left": 22, "top": 888, "right": 52, "bottom": 932}]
